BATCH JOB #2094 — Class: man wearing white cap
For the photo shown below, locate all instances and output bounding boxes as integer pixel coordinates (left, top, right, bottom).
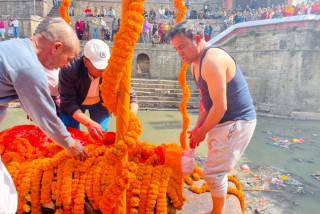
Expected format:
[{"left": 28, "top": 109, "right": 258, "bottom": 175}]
[{"left": 59, "top": 39, "right": 139, "bottom": 142}]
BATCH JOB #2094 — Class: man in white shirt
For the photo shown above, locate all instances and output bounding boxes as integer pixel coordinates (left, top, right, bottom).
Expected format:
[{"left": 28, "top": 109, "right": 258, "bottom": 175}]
[
  {"left": 107, "top": 6, "right": 116, "bottom": 18},
  {"left": 12, "top": 17, "right": 19, "bottom": 38},
  {"left": 98, "top": 6, "right": 107, "bottom": 17},
  {"left": 159, "top": 5, "right": 166, "bottom": 19}
]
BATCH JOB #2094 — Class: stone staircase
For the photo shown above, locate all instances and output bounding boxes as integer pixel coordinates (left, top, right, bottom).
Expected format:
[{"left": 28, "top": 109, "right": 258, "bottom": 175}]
[
  {"left": 131, "top": 78, "right": 200, "bottom": 111},
  {"left": 34, "top": 4, "right": 61, "bottom": 35}
]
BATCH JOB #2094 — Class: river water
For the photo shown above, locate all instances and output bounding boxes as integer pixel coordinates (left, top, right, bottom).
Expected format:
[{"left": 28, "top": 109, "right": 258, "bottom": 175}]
[{"left": 1, "top": 108, "right": 319, "bottom": 214}]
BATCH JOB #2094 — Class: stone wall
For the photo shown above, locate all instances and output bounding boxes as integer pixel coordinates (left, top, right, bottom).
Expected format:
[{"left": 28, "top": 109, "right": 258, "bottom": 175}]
[
  {"left": 0, "top": 0, "right": 53, "bottom": 18},
  {"left": 219, "top": 26, "right": 320, "bottom": 119}
]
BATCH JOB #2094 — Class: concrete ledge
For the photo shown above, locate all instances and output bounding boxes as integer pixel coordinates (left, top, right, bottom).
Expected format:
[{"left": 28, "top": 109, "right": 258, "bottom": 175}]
[{"left": 290, "top": 111, "right": 320, "bottom": 120}]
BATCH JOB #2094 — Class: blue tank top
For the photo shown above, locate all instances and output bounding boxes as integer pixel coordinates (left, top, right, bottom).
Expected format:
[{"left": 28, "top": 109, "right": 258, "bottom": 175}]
[{"left": 193, "top": 45, "right": 256, "bottom": 123}]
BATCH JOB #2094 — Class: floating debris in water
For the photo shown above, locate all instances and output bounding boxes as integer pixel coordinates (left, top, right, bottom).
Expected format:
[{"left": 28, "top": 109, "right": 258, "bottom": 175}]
[
  {"left": 267, "top": 136, "right": 306, "bottom": 149},
  {"left": 311, "top": 171, "right": 320, "bottom": 181},
  {"left": 238, "top": 165, "right": 303, "bottom": 193}
]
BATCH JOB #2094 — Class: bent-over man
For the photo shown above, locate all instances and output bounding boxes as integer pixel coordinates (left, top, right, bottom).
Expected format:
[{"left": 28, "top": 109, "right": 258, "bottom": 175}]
[{"left": 0, "top": 17, "right": 89, "bottom": 214}]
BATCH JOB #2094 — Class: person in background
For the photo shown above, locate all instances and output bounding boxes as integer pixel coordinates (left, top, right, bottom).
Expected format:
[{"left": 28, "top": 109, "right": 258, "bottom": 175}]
[
  {"left": 91, "top": 17, "right": 99, "bottom": 39},
  {"left": 204, "top": 21, "right": 212, "bottom": 42},
  {"left": 75, "top": 19, "right": 83, "bottom": 40},
  {"left": 7, "top": 18, "right": 14, "bottom": 38},
  {"left": 152, "top": 31, "right": 161, "bottom": 44},
  {"left": 169, "top": 20, "right": 256, "bottom": 214},
  {"left": 92, "top": 7, "right": 99, "bottom": 17},
  {"left": 67, "top": 2, "right": 74, "bottom": 16},
  {"left": 234, "top": 11, "right": 243, "bottom": 24},
  {"left": 107, "top": 6, "right": 116, "bottom": 18},
  {"left": 185, "top": 0, "right": 191, "bottom": 18},
  {"left": 142, "top": 17, "right": 151, "bottom": 43},
  {"left": 12, "top": 17, "right": 19, "bottom": 39},
  {"left": 59, "top": 39, "right": 139, "bottom": 142},
  {"left": 159, "top": 5, "right": 166, "bottom": 19},
  {"left": 220, "top": 20, "right": 228, "bottom": 32},
  {"left": 0, "top": 17, "right": 89, "bottom": 214},
  {"left": 0, "top": 18, "right": 5, "bottom": 39},
  {"left": 83, "top": 20, "right": 90, "bottom": 40},
  {"left": 98, "top": 6, "right": 107, "bottom": 17},
  {"left": 111, "top": 18, "right": 118, "bottom": 42},
  {"left": 84, "top": 6, "right": 92, "bottom": 17},
  {"left": 149, "top": 7, "right": 157, "bottom": 22},
  {"left": 99, "top": 17, "right": 107, "bottom": 40}
]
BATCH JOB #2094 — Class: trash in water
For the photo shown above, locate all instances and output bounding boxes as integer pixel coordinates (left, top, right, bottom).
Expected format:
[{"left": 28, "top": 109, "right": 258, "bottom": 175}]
[
  {"left": 311, "top": 171, "right": 320, "bottom": 181},
  {"left": 241, "top": 164, "right": 250, "bottom": 171},
  {"left": 238, "top": 165, "right": 303, "bottom": 193},
  {"left": 268, "top": 136, "right": 306, "bottom": 149}
]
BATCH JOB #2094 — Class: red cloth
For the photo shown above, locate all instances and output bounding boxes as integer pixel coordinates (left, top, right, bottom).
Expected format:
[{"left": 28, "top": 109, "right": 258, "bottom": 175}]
[
  {"left": 260, "top": 12, "right": 269, "bottom": 19},
  {"left": 204, "top": 34, "right": 210, "bottom": 42},
  {"left": 84, "top": 9, "right": 92, "bottom": 14},
  {"left": 75, "top": 21, "right": 83, "bottom": 31},
  {"left": 311, "top": 4, "right": 320, "bottom": 14}
]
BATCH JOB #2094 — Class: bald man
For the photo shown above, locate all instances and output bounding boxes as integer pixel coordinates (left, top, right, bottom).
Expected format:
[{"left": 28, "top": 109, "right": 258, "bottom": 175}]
[{"left": 0, "top": 17, "right": 89, "bottom": 213}]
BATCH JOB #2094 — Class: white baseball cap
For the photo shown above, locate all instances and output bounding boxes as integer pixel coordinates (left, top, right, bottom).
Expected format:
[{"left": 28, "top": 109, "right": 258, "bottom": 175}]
[{"left": 83, "top": 39, "right": 110, "bottom": 70}]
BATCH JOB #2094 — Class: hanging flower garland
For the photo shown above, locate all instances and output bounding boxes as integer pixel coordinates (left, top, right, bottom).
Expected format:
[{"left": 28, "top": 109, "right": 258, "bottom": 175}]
[
  {"left": 99, "top": 162, "right": 138, "bottom": 213},
  {"left": 178, "top": 62, "right": 190, "bottom": 150},
  {"left": 59, "top": 0, "right": 71, "bottom": 24},
  {"left": 174, "top": 0, "right": 187, "bottom": 23}
]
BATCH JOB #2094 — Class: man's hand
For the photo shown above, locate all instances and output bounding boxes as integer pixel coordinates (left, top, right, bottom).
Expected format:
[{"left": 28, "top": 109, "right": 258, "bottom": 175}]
[
  {"left": 86, "top": 120, "right": 105, "bottom": 142},
  {"left": 66, "top": 139, "right": 90, "bottom": 161},
  {"left": 187, "top": 127, "right": 206, "bottom": 149}
]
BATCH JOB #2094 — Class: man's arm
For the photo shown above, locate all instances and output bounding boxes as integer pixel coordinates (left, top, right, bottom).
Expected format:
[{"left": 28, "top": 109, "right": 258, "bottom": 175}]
[
  {"left": 72, "top": 110, "right": 105, "bottom": 141},
  {"left": 14, "top": 67, "right": 89, "bottom": 160},
  {"left": 129, "top": 86, "right": 139, "bottom": 115},
  {"left": 188, "top": 51, "right": 228, "bottom": 148}
]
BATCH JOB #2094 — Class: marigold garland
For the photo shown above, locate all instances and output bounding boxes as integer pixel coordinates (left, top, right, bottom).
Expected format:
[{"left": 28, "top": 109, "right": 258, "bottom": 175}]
[
  {"left": 156, "top": 167, "right": 172, "bottom": 214},
  {"left": 99, "top": 162, "right": 137, "bottom": 213},
  {"left": 178, "top": 62, "right": 190, "bottom": 150},
  {"left": 174, "top": 0, "right": 187, "bottom": 23},
  {"left": 59, "top": 0, "right": 71, "bottom": 24},
  {"left": 227, "top": 186, "right": 245, "bottom": 214}
]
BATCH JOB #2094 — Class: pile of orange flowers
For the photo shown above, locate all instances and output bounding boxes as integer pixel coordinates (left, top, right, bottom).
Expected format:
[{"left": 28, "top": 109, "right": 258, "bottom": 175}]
[{"left": 1, "top": 125, "right": 185, "bottom": 213}]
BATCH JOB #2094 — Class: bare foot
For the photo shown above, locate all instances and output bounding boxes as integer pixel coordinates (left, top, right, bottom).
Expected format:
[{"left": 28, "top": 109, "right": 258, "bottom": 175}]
[{"left": 196, "top": 211, "right": 213, "bottom": 214}]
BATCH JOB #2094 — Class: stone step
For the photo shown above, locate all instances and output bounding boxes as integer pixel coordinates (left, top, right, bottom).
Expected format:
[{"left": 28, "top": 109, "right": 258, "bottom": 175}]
[
  {"left": 131, "top": 78, "right": 196, "bottom": 86},
  {"left": 34, "top": 5, "right": 60, "bottom": 35},
  {"left": 131, "top": 83, "right": 198, "bottom": 91},
  {"left": 137, "top": 100, "right": 199, "bottom": 109},
  {"left": 135, "top": 90, "right": 199, "bottom": 98},
  {"left": 136, "top": 96, "right": 199, "bottom": 102},
  {"left": 133, "top": 87, "right": 199, "bottom": 94}
]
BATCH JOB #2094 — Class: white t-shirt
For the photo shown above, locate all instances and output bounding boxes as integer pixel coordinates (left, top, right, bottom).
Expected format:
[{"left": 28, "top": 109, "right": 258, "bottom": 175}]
[
  {"left": 12, "top": 20, "right": 18, "bottom": 27},
  {"left": 44, "top": 68, "right": 60, "bottom": 97}
]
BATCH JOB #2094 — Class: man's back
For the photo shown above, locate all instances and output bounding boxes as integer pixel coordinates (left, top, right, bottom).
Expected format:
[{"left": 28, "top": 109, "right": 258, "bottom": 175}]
[{"left": 0, "top": 39, "right": 43, "bottom": 104}]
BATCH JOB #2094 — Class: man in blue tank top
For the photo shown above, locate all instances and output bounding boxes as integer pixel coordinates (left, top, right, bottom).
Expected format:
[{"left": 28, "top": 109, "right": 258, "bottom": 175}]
[{"left": 169, "top": 20, "right": 256, "bottom": 214}]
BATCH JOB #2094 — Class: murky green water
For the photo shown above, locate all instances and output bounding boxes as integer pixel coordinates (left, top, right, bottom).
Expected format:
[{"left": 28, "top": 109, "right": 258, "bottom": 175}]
[{"left": 1, "top": 108, "right": 319, "bottom": 214}]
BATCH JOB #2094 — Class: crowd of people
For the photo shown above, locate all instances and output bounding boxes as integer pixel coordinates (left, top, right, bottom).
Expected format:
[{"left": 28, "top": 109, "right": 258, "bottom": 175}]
[
  {"left": 112, "top": 0, "right": 320, "bottom": 44},
  {"left": 69, "top": 5, "right": 120, "bottom": 42},
  {"left": 0, "top": 17, "right": 20, "bottom": 40}
]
